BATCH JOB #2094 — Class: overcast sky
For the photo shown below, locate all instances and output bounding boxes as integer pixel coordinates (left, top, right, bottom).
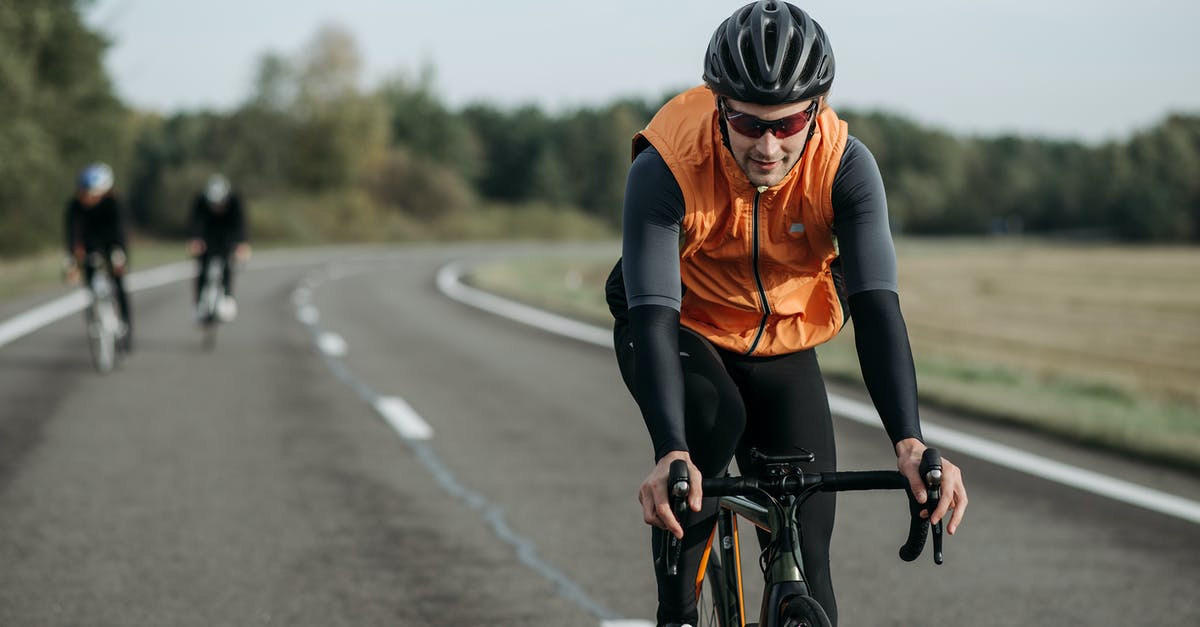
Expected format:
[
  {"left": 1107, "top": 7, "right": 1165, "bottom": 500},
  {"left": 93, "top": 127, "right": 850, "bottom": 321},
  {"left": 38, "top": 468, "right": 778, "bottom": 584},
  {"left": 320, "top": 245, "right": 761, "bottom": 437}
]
[{"left": 85, "top": 0, "right": 1200, "bottom": 143}]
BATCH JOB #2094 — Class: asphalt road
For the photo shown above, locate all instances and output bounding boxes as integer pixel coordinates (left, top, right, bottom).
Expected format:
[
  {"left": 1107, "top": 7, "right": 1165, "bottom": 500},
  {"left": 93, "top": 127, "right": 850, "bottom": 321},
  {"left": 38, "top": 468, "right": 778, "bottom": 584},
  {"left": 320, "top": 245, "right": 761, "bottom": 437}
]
[{"left": 1, "top": 244, "right": 1197, "bottom": 627}]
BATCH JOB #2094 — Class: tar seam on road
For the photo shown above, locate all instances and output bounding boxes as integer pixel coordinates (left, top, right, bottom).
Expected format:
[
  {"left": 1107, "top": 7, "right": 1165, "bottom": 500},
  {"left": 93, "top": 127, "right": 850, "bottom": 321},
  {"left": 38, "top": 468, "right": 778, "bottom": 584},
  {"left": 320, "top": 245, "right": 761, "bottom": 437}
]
[{"left": 292, "top": 265, "right": 625, "bottom": 623}]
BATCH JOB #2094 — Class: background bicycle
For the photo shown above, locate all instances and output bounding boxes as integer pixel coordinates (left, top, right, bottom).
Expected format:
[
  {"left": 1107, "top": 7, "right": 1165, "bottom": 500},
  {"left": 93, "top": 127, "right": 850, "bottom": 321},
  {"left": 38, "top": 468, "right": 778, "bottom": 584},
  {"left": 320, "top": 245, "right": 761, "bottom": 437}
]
[
  {"left": 196, "top": 255, "right": 237, "bottom": 349},
  {"left": 81, "top": 252, "right": 128, "bottom": 373}
]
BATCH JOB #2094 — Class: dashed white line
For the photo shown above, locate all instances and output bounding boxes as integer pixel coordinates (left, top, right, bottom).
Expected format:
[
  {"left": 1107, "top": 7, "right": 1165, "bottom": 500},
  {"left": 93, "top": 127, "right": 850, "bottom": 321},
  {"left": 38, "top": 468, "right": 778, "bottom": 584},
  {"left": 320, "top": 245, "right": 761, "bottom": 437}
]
[
  {"left": 373, "top": 395, "right": 434, "bottom": 441},
  {"left": 317, "top": 332, "right": 348, "bottom": 357}
]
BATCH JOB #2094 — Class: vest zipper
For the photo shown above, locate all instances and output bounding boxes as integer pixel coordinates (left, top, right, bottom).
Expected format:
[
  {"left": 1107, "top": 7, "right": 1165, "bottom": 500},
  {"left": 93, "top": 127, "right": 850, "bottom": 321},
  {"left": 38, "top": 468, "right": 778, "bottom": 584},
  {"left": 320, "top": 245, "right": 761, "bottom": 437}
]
[{"left": 745, "top": 188, "right": 770, "bottom": 355}]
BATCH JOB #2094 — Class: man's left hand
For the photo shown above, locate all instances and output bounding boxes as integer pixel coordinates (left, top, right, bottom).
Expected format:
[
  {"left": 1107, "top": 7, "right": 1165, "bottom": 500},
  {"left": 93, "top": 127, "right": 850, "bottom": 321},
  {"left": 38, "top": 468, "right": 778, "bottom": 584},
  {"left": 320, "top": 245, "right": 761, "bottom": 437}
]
[{"left": 895, "top": 438, "right": 968, "bottom": 535}]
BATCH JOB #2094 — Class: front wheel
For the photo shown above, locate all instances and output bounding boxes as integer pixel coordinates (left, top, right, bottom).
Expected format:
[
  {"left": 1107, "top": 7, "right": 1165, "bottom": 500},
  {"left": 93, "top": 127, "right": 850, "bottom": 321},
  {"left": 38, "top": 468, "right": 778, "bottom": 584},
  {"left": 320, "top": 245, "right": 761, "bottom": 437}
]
[
  {"left": 87, "top": 303, "right": 117, "bottom": 374},
  {"left": 779, "top": 595, "right": 831, "bottom": 627}
]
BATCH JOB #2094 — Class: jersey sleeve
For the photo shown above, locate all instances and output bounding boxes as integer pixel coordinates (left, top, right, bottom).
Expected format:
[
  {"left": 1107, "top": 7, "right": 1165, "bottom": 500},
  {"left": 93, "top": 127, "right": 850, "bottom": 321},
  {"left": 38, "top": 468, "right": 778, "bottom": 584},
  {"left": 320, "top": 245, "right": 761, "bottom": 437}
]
[
  {"left": 832, "top": 137, "right": 923, "bottom": 445},
  {"left": 622, "top": 147, "right": 685, "bottom": 310},
  {"left": 622, "top": 146, "right": 690, "bottom": 459},
  {"left": 832, "top": 137, "right": 898, "bottom": 295}
]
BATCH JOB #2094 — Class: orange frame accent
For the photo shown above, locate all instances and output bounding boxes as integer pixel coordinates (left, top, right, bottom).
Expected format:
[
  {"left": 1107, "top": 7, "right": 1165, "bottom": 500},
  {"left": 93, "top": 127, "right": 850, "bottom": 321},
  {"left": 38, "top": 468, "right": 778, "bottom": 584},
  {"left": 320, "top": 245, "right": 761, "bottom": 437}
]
[{"left": 695, "top": 510, "right": 749, "bottom": 627}]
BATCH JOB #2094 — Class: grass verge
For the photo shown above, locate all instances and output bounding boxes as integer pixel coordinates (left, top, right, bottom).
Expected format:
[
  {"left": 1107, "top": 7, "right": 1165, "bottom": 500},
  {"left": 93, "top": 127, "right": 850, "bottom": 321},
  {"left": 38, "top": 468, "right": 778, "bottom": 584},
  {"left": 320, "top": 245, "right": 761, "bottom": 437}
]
[{"left": 464, "top": 242, "right": 1200, "bottom": 474}]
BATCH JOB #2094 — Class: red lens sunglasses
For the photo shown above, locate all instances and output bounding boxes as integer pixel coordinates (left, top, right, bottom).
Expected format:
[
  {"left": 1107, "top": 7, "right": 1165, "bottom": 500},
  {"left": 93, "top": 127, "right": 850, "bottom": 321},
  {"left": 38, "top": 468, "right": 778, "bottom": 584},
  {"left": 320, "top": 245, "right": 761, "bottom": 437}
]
[{"left": 720, "top": 98, "right": 818, "bottom": 139}]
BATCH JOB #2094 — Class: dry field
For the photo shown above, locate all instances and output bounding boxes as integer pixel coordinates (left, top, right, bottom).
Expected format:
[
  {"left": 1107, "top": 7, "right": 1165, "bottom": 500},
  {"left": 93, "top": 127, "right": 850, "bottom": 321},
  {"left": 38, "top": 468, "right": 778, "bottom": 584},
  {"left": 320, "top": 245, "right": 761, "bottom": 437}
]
[{"left": 470, "top": 239, "right": 1200, "bottom": 471}]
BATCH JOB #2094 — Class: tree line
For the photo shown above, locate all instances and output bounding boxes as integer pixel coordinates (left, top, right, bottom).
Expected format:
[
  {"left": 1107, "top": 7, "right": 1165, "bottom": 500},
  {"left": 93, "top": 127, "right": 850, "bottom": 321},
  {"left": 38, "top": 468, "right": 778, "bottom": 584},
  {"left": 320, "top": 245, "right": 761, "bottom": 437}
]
[{"left": 2, "top": 2, "right": 1197, "bottom": 258}]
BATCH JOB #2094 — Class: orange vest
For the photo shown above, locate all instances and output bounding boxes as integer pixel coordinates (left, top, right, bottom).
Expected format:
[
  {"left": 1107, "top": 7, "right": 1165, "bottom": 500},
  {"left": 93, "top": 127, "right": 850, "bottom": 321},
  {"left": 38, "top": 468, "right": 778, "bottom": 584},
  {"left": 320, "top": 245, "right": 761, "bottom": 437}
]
[{"left": 634, "top": 85, "right": 849, "bottom": 356}]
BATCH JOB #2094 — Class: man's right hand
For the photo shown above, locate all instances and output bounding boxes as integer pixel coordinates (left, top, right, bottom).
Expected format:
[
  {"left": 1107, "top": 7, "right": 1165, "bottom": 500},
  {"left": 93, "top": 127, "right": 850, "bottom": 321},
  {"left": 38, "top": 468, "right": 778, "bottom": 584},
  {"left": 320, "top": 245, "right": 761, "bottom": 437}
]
[
  {"left": 638, "top": 451, "right": 703, "bottom": 539},
  {"left": 186, "top": 239, "right": 206, "bottom": 256}
]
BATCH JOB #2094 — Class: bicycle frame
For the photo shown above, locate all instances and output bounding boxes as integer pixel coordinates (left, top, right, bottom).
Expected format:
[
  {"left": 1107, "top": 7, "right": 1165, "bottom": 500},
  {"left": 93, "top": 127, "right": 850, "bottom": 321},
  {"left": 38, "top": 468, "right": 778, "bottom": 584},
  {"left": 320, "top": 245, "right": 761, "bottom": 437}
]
[
  {"left": 200, "top": 256, "right": 225, "bottom": 321},
  {"left": 198, "top": 255, "right": 226, "bottom": 349},
  {"left": 699, "top": 493, "right": 815, "bottom": 627},
  {"left": 677, "top": 448, "right": 944, "bottom": 627},
  {"left": 84, "top": 256, "right": 122, "bottom": 373}
]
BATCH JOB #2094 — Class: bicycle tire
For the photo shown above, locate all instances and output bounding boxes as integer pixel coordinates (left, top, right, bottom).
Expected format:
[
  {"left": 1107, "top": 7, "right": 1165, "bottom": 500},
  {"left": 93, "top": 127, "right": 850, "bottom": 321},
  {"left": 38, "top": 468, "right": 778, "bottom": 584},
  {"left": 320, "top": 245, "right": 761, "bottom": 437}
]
[
  {"left": 697, "top": 552, "right": 730, "bottom": 627},
  {"left": 88, "top": 304, "right": 116, "bottom": 374},
  {"left": 779, "top": 595, "right": 831, "bottom": 627},
  {"left": 200, "top": 284, "right": 220, "bottom": 350}
]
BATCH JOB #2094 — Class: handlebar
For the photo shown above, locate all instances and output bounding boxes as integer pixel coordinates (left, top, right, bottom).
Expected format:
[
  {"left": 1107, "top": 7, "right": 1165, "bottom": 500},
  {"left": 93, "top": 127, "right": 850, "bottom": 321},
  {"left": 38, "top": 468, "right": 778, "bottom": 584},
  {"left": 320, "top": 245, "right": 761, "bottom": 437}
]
[{"left": 663, "top": 448, "right": 946, "bottom": 576}]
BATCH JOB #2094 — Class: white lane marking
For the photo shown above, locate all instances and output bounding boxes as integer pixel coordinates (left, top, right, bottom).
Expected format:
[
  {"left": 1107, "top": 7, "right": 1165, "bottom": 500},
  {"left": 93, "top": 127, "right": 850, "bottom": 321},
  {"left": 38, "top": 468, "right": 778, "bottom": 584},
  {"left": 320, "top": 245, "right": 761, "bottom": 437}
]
[
  {"left": 436, "top": 262, "right": 613, "bottom": 348},
  {"left": 436, "top": 258, "right": 1200, "bottom": 527},
  {"left": 374, "top": 395, "right": 434, "bottom": 440},
  {"left": 317, "top": 332, "right": 348, "bottom": 357},
  {"left": 0, "top": 262, "right": 193, "bottom": 350},
  {"left": 600, "top": 621, "right": 654, "bottom": 627},
  {"left": 829, "top": 396, "right": 1200, "bottom": 525}
]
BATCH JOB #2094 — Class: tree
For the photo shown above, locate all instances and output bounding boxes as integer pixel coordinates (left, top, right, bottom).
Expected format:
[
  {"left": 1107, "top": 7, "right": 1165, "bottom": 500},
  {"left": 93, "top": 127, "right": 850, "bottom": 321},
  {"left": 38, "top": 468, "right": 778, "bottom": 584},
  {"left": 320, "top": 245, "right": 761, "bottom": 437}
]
[{"left": 0, "top": 0, "right": 126, "bottom": 255}]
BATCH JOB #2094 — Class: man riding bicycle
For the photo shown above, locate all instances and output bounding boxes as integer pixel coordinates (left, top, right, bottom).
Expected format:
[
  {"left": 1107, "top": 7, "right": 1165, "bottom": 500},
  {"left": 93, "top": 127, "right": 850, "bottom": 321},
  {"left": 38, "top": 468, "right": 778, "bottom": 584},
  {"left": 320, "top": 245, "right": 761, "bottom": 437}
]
[
  {"left": 604, "top": 3, "right": 968, "bottom": 625},
  {"left": 187, "top": 174, "right": 250, "bottom": 322},
  {"left": 64, "top": 162, "right": 133, "bottom": 351}
]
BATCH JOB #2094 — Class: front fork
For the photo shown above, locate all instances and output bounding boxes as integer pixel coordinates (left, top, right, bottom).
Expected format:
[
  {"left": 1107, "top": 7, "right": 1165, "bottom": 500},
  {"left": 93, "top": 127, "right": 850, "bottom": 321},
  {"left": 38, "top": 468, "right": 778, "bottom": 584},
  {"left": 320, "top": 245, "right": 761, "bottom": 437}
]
[{"left": 759, "top": 498, "right": 811, "bottom": 627}]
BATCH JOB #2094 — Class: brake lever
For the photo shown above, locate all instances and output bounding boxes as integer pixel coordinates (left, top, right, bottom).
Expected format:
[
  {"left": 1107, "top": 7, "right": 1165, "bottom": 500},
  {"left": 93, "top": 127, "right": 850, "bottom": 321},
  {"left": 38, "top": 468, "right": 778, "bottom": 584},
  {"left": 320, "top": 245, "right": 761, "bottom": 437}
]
[
  {"left": 920, "top": 448, "right": 944, "bottom": 565},
  {"left": 660, "top": 459, "right": 691, "bottom": 576}
]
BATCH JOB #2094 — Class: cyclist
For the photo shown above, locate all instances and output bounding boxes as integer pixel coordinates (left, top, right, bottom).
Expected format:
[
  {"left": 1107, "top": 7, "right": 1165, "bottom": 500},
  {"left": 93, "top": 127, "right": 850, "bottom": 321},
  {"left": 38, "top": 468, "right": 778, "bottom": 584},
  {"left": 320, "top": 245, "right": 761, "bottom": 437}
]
[
  {"left": 64, "top": 162, "right": 133, "bottom": 351},
  {"left": 604, "top": 3, "right": 968, "bottom": 625},
  {"left": 187, "top": 174, "right": 250, "bottom": 322}
]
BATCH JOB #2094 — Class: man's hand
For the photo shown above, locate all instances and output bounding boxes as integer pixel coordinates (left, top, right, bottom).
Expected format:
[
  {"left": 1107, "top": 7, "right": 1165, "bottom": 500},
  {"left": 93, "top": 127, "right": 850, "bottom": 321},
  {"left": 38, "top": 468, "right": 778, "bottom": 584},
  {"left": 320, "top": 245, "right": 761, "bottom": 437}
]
[
  {"left": 110, "top": 248, "right": 127, "bottom": 277},
  {"left": 62, "top": 257, "right": 79, "bottom": 285},
  {"left": 895, "top": 438, "right": 968, "bottom": 535},
  {"left": 234, "top": 242, "right": 252, "bottom": 263},
  {"left": 638, "top": 451, "right": 703, "bottom": 539},
  {"left": 186, "top": 239, "right": 206, "bottom": 257}
]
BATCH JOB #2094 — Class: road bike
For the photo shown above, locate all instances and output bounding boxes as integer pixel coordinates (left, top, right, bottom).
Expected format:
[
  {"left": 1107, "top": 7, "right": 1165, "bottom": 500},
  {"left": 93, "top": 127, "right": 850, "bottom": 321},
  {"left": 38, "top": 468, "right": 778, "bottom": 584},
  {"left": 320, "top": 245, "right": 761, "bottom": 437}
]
[
  {"left": 196, "top": 255, "right": 229, "bottom": 349},
  {"left": 664, "top": 448, "right": 945, "bottom": 627},
  {"left": 82, "top": 253, "right": 127, "bottom": 373}
]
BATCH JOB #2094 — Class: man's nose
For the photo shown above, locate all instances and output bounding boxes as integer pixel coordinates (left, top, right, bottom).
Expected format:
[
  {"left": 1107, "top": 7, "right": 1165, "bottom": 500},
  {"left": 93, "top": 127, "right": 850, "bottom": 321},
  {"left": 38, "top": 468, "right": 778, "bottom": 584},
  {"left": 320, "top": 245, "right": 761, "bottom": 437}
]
[{"left": 755, "top": 130, "right": 782, "bottom": 154}]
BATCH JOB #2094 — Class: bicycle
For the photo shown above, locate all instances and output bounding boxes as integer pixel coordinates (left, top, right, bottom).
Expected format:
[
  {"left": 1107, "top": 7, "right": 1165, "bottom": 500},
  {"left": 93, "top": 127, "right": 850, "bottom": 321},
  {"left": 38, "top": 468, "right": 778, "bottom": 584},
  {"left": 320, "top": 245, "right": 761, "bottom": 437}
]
[
  {"left": 664, "top": 447, "right": 945, "bottom": 627},
  {"left": 82, "top": 252, "right": 127, "bottom": 374},
  {"left": 196, "top": 254, "right": 228, "bottom": 350}
]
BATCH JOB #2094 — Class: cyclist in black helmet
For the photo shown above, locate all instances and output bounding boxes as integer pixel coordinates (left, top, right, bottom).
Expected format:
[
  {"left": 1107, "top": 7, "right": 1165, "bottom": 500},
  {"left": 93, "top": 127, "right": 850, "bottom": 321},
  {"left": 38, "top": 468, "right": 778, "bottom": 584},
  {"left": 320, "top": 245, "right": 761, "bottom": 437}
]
[
  {"left": 605, "top": 2, "right": 968, "bottom": 624},
  {"left": 64, "top": 162, "right": 133, "bottom": 350}
]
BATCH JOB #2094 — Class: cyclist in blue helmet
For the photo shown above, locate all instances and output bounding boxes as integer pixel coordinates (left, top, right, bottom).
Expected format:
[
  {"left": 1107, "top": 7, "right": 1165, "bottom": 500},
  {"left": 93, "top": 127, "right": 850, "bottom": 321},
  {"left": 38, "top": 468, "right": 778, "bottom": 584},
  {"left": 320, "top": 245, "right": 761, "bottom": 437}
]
[{"left": 64, "top": 162, "right": 133, "bottom": 350}]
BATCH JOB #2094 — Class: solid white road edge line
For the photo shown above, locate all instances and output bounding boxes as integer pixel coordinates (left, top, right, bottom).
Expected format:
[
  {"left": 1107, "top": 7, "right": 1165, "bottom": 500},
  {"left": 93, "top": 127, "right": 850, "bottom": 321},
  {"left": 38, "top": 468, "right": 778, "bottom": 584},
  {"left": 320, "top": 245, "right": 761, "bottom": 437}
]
[
  {"left": 436, "top": 259, "right": 1200, "bottom": 526},
  {"left": 0, "top": 261, "right": 193, "bottom": 350}
]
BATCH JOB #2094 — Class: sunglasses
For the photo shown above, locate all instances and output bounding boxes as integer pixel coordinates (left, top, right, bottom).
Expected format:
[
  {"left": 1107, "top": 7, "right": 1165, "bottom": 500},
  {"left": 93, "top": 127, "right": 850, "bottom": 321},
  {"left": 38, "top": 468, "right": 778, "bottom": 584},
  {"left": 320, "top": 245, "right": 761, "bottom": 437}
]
[{"left": 720, "top": 98, "right": 817, "bottom": 139}]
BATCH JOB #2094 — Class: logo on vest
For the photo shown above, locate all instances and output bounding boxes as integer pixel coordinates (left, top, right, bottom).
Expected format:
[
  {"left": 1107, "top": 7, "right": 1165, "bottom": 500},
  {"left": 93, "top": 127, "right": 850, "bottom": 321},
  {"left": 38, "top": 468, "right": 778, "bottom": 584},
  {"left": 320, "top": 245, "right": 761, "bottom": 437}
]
[{"left": 789, "top": 223, "right": 805, "bottom": 234}]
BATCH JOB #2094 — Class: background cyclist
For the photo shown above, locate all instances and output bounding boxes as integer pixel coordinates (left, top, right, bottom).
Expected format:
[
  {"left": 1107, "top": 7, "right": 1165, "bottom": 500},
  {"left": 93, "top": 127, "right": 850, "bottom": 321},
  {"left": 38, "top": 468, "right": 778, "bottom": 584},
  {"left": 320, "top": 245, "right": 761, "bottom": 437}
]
[
  {"left": 605, "top": 2, "right": 968, "bottom": 625},
  {"left": 187, "top": 173, "right": 250, "bottom": 322},
  {"left": 64, "top": 162, "right": 133, "bottom": 351}
]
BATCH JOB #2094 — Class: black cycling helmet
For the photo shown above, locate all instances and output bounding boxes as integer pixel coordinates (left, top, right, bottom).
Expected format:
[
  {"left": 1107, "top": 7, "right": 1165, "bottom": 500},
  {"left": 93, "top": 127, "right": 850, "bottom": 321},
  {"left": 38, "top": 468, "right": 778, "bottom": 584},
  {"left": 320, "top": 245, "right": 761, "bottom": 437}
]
[{"left": 702, "top": 1, "right": 835, "bottom": 105}]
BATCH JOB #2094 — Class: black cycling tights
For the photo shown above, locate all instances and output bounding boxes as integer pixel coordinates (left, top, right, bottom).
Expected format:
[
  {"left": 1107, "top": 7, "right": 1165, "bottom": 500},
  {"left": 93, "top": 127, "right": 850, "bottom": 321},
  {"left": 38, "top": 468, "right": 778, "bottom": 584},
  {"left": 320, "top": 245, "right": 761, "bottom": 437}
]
[
  {"left": 194, "top": 251, "right": 234, "bottom": 304},
  {"left": 615, "top": 324, "right": 839, "bottom": 626},
  {"left": 83, "top": 257, "right": 132, "bottom": 332}
]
